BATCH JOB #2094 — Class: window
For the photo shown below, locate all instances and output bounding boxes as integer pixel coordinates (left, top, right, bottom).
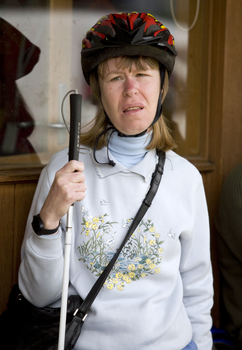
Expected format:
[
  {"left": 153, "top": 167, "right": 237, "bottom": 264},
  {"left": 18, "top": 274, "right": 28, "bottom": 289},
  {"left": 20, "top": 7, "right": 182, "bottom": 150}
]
[{"left": 0, "top": 0, "right": 211, "bottom": 172}]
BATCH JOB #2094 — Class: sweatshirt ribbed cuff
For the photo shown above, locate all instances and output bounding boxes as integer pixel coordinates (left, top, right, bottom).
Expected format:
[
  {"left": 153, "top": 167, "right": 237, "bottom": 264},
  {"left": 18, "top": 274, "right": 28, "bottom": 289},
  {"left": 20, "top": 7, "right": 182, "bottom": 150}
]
[{"left": 28, "top": 229, "right": 63, "bottom": 258}]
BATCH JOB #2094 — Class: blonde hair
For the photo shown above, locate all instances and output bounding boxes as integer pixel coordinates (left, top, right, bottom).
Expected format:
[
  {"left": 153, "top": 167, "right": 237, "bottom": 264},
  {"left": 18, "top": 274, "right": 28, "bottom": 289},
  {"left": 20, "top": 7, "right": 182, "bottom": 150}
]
[{"left": 81, "top": 56, "right": 176, "bottom": 151}]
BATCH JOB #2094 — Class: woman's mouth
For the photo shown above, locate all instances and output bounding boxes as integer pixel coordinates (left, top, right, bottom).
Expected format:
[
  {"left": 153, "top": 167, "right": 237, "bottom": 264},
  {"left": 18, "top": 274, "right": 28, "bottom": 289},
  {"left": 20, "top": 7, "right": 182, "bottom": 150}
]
[{"left": 123, "top": 106, "right": 143, "bottom": 113}]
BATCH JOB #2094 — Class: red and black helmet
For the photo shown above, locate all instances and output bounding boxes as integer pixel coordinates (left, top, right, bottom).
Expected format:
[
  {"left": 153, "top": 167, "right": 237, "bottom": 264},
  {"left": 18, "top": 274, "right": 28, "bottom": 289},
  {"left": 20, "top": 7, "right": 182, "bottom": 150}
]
[{"left": 81, "top": 12, "right": 177, "bottom": 85}]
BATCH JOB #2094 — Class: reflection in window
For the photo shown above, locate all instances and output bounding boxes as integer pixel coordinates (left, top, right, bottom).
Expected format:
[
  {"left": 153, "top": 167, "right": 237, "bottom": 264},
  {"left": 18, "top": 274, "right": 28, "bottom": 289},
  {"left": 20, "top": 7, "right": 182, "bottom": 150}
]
[{"left": 0, "top": 17, "right": 41, "bottom": 162}]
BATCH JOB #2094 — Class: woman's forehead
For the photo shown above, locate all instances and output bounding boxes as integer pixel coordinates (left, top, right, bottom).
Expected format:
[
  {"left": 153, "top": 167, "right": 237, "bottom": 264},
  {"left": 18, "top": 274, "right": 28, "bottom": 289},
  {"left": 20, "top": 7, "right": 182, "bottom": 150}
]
[
  {"left": 98, "top": 56, "right": 159, "bottom": 77},
  {"left": 102, "top": 57, "right": 123, "bottom": 72}
]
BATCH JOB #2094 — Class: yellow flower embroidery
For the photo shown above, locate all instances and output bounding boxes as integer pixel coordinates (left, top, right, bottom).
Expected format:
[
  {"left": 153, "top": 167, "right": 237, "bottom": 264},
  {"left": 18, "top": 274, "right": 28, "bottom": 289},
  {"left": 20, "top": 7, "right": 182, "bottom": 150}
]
[
  {"left": 123, "top": 275, "right": 130, "bottom": 282},
  {"left": 146, "top": 259, "right": 152, "bottom": 265},
  {"left": 117, "top": 285, "right": 124, "bottom": 291},
  {"left": 155, "top": 233, "right": 160, "bottom": 238},
  {"left": 116, "top": 272, "right": 123, "bottom": 279},
  {"left": 93, "top": 217, "right": 99, "bottom": 223},
  {"left": 149, "top": 227, "right": 155, "bottom": 233},
  {"left": 159, "top": 248, "right": 164, "bottom": 254},
  {"left": 149, "top": 240, "right": 156, "bottom": 246},
  {"left": 107, "top": 283, "right": 114, "bottom": 290},
  {"left": 129, "top": 272, "right": 135, "bottom": 278},
  {"left": 155, "top": 268, "right": 161, "bottom": 274},
  {"left": 111, "top": 278, "right": 118, "bottom": 284},
  {"left": 85, "top": 221, "right": 92, "bottom": 228},
  {"left": 127, "top": 264, "right": 136, "bottom": 271},
  {"left": 149, "top": 263, "right": 156, "bottom": 269},
  {"left": 138, "top": 264, "right": 144, "bottom": 269}
]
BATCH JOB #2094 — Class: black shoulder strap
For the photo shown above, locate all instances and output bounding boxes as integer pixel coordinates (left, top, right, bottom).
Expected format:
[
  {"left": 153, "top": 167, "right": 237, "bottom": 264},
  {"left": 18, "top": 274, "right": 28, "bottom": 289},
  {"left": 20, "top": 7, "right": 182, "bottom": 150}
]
[{"left": 64, "top": 149, "right": 166, "bottom": 349}]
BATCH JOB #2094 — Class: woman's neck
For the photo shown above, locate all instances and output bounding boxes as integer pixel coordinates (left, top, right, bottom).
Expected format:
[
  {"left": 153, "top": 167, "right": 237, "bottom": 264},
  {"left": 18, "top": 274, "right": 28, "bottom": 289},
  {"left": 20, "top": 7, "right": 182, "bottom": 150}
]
[{"left": 108, "top": 131, "right": 152, "bottom": 168}]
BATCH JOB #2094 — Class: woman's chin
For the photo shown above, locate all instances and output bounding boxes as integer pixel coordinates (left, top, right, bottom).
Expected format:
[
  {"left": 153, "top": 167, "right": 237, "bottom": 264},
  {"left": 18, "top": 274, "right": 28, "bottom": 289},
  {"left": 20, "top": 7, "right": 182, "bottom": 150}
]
[{"left": 116, "top": 124, "right": 149, "bottom": 136}]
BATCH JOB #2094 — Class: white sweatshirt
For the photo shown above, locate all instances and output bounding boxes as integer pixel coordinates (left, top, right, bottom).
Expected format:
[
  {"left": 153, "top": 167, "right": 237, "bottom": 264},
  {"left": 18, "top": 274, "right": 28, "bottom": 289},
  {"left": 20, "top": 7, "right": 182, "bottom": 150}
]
[{"left": 19, "top": 146, "right": 213, "bottom": 350}]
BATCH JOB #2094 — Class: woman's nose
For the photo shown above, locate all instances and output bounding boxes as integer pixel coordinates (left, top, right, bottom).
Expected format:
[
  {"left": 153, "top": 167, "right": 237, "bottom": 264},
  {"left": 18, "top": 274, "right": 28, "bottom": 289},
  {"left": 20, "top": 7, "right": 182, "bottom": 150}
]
[{"left": 123, "top": 77, "right": 138, "bottom": 97}]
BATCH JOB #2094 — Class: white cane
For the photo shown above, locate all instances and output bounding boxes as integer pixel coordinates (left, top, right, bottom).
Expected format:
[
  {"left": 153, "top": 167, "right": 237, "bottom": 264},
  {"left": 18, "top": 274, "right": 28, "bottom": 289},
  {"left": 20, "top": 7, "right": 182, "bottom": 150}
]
[{"left": 58, "top": 91, "right": 82, "bottom": 350}]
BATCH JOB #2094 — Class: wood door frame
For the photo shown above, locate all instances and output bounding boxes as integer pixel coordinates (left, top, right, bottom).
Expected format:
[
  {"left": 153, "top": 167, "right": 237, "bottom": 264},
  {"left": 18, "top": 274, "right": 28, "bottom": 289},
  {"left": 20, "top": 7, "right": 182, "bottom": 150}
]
[{"left": 200, "top": 0, "right": 242, "bottom": 326}]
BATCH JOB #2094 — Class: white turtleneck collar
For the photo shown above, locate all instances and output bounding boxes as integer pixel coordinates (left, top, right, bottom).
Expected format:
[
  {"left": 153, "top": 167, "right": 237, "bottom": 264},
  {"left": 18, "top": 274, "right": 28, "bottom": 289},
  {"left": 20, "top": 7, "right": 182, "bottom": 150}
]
[{"left": 108, "top": 131, "right": 152, "bottom": 168}]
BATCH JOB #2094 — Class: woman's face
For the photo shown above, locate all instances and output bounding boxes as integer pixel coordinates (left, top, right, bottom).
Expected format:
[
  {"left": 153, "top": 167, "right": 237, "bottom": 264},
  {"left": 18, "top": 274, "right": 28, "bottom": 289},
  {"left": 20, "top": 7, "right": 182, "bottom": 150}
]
[{"left": 99, "top": 57, "right": 161, "bottom": 136}]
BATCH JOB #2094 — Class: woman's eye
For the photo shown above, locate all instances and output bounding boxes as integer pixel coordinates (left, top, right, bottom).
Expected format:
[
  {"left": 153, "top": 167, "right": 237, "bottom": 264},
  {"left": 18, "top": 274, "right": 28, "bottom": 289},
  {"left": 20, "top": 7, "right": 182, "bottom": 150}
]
[
  {"left": 137, "top": 73, "right": 147, "bottom": 77},
  {"left": 111, "top": 76, "right": 121, "bottom": 81}
]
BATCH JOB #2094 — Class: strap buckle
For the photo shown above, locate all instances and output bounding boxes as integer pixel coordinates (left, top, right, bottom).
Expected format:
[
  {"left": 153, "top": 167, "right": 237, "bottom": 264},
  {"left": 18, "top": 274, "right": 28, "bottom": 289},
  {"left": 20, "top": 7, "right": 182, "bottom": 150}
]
[{"left": 73, "top": 308, "right": 88, "bottom": 322}]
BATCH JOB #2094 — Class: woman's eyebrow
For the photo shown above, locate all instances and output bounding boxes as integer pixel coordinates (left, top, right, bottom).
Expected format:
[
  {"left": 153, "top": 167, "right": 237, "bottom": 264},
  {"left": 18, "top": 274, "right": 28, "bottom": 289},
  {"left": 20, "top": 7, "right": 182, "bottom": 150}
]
[{"left": 104, "top": 70, "right": 124, "bottom": 76}]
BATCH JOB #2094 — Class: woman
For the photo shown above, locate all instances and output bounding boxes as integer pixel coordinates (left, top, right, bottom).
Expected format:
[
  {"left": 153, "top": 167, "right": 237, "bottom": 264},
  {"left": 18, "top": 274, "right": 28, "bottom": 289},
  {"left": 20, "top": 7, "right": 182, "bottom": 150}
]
[{"left": 19, "top": 12, "right": 213, "bottom": 350}]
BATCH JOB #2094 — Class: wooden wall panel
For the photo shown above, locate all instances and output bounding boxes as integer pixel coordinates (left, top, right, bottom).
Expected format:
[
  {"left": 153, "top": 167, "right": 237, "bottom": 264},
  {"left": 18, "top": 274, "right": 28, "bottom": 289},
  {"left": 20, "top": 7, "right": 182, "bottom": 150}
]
[
  {"left": 0, "top": 185, "right": 15, "bottom": 313},
  {"left": 221, "top": 0, "right": 242, "bottom": 178},
  {"left": 202, "top": 0, "right": 242, "bottom": 327},
  {"left": 0, "top": 181, "right": 38, "bottom": 314},
  {"left": 203, "top": 0, "right": 227, "bottom": 327},
  {"left": 212, "top": 0, "right": 242, "bottom": 327},
  {"left": 13, "top": 183, "right": 37, "bottom": 282}
]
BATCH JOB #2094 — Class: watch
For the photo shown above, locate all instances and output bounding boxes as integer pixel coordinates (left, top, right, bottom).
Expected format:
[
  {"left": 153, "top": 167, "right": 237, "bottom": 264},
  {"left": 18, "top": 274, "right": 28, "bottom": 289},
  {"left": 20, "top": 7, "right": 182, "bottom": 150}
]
[{"left": 32, "top": 214, "right": 60, "bottom": 236}]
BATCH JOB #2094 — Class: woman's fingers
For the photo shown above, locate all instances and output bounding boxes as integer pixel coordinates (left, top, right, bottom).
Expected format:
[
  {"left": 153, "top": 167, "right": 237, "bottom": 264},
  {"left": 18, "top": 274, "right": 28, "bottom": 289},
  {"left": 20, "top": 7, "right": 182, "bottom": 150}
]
[
  {"left": 61, "top": 159, "right": 84, "bottom": 173},
  {"left": 39, "top": 161, "right": 87, "bottom": 230}
]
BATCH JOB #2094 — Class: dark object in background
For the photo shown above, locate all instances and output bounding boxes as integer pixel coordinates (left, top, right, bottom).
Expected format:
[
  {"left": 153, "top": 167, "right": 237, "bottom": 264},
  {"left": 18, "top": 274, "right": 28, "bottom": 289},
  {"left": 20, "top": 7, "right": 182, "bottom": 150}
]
[
  {"left": 0, "top": 17, "right": 40, "bottom": 156},
  {"left": 212, "top": 326, "right": 235, "bottom": 350}
]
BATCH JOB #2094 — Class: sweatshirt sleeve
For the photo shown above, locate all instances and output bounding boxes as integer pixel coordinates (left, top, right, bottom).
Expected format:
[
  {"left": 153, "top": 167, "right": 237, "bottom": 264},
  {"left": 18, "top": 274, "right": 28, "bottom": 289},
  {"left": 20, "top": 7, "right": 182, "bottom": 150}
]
[
  {"left": 179, "top": 174, "right": 213, "bottom": 350},
  {"left": 18, "top": 161, "right": 65, "bottom": 308}
]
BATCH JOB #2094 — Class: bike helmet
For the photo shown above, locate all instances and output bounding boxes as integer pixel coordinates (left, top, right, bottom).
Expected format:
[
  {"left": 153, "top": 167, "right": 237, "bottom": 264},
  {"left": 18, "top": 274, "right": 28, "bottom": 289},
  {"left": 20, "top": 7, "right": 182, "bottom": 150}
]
[{"left": 81, "top": 12, "right": 177, "bottom": 85}]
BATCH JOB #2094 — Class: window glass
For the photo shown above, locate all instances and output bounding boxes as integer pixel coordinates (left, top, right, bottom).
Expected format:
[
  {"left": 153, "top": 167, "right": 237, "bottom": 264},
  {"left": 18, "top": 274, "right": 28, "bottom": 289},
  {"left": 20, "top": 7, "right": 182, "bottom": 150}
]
[{"left": 0, "top": 0, "right": 205, "bottom": 168}]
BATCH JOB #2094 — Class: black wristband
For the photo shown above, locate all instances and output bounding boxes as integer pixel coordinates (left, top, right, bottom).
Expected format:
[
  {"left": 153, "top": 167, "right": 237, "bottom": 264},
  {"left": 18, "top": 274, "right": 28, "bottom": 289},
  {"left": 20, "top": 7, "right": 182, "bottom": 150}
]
[{"left": 32, "top": 214, "right": 60, "bottom": 236}]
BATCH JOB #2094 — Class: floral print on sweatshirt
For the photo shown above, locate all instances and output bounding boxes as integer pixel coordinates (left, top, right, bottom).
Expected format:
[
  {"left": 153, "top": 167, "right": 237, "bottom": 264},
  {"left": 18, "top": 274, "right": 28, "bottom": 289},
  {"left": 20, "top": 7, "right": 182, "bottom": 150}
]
[{"left": 77, "top": 206, "right": 164, "bottom": 291}]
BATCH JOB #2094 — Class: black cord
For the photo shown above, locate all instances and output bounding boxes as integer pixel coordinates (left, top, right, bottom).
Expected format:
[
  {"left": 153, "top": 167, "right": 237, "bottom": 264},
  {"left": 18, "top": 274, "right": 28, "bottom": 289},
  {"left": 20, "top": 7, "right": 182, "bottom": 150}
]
[{"left": 93, "top": 126, "right": 116, "bottom": 167}]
